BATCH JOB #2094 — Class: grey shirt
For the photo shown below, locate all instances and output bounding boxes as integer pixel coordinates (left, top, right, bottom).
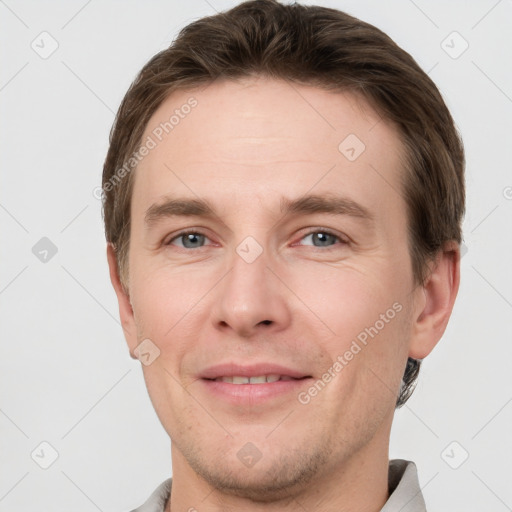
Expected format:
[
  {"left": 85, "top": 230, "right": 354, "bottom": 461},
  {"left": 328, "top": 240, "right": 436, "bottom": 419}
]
[{"left": 129, "top": 459, "right": 426, "bottom": 512}]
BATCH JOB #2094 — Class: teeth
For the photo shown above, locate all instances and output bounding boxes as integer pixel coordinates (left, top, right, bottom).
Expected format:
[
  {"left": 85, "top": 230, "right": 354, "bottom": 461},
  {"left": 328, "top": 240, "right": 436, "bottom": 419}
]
[
  {"left": 249, "top": 375, "right": 267, "bottom": 384},
  {"left": 214, "top": 374, "right": 294, "bottom": 384}
]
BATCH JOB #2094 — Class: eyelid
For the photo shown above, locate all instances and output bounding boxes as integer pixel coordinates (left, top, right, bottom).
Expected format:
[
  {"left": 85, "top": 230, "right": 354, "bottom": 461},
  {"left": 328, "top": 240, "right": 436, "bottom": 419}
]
[
  {"left": 164, "top": 229, "right": 214, "bottom": 247},
  {"left": 293, "top": 227, "right": 349, "bottom": 247}
]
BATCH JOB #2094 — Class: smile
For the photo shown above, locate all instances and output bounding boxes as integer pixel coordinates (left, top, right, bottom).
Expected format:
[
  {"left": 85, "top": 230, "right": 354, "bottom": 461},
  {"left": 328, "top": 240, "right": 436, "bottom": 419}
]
[{"left": 210, "top": 375, "right": 303, "bottom": 384}]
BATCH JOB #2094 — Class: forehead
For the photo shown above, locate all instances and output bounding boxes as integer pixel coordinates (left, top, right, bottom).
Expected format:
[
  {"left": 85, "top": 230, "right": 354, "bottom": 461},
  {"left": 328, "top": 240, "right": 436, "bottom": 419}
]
[{"left": 132, "top": 76, "right": 405, "bottom": 220}]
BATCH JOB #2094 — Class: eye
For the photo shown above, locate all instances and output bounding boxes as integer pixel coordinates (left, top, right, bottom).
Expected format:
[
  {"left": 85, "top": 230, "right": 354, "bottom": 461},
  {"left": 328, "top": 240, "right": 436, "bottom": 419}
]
[
  {"left": 164, "top": 228, "right": 348, "bottom": 251},
  {"left": 165, "top": 231, "right": 211, "bottom": 249},
  {"left": 297, "top": 229, "right": 348, "bottom": 249}
]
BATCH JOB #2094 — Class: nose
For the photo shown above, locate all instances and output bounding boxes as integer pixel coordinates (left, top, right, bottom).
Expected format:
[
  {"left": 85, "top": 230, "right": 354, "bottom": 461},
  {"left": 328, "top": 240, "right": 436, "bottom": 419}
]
[{"left": 210, "top": 242, "right": 292, "bottom": 339}]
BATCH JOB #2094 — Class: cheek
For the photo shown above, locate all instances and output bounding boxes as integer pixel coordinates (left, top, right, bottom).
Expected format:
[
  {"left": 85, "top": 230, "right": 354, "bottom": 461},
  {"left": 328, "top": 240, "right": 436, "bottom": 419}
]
[
  {"left": 302, "top": 267, "right": 411, "bottom": 401},
  {"left": 130, "top": 264, "right": 207, "bottom": 332},
  {"left": 292, "top": 262, "right": 403, "bottom": 340},
  {"left": 129, "top": 265, "right": 218, "bottom": 384},
  {"left": 340, "top": 303, "right": 411, "bottom": 407}
]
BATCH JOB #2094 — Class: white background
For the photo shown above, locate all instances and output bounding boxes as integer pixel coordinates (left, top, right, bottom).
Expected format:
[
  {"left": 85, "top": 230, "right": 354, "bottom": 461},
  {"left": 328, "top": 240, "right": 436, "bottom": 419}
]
[{"left": 1, "top": 0, "right": 511, "bottom": 510}]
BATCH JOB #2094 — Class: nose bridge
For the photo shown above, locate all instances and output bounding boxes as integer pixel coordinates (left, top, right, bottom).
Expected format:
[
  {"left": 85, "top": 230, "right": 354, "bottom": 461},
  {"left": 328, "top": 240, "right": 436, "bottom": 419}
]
[
  {"left": 212, "top": 234, "right": 290, "bottom": 335},
  {"left": 227, "top": 235, "right": 272, "bottom": 309}
]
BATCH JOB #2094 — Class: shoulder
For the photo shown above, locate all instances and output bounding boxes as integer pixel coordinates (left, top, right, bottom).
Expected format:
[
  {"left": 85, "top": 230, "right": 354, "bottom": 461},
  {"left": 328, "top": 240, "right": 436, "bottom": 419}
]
[
  {"left": 382, "top": 459, "right": 426, "bottom": 512},
  {"left": 125, "top": 478, "right": 172, "bottom": 512}
]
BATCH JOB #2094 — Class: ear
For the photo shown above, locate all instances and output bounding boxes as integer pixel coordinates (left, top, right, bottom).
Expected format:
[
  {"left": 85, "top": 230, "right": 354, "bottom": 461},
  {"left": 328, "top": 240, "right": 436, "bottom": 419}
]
[
  {"left": 106, "top": 243, "right": 138, "bottom": 359},
  {"left": 408, "top": 241, "right": 461, "bottom": 359}
]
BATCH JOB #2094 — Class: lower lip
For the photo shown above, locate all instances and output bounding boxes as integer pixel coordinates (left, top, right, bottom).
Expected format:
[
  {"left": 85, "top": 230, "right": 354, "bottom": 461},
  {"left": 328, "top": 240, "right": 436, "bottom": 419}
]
[{"left": 200, "top": 378, "right": 312, "bottom": 405}]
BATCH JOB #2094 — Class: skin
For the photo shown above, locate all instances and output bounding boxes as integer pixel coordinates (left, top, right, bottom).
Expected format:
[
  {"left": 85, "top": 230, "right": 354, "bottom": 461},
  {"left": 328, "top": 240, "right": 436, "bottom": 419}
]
[{"left": 107, "top": 76, "right": 460, "bottom": 511}]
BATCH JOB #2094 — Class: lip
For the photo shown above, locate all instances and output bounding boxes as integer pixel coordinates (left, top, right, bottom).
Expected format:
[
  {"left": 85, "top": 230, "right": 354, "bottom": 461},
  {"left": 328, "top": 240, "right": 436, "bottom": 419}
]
[
  {"left": 198, "top": 362, "right": 312, "bottom": 406},
  {"left": 199, "top": 362, "right": 310, "bottom": 380}
]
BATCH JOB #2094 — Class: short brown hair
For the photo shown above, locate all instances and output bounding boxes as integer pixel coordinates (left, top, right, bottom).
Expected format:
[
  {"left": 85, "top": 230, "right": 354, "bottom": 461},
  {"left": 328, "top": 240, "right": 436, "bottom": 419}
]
[{"left": 102, "top": 0, "right": 465, "bottom": 407}]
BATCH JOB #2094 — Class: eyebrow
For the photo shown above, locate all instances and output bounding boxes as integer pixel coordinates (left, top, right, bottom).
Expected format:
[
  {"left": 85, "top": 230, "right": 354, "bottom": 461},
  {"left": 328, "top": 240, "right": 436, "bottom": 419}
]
[{"left": 144, "top": 193, "right": 374, "bottom": 229}]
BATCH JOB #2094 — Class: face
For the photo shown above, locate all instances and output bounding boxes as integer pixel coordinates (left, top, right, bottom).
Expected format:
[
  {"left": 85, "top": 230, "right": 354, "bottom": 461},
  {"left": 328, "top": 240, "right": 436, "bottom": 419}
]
[{"left": 120, "top": 77, "right": 425, "bottom": 498}]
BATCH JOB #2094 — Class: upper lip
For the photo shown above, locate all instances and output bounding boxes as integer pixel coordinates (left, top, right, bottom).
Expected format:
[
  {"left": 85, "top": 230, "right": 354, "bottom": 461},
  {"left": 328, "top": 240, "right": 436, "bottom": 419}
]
[{"left": 199, "top": 362, "right": 310, "bottom": 380}]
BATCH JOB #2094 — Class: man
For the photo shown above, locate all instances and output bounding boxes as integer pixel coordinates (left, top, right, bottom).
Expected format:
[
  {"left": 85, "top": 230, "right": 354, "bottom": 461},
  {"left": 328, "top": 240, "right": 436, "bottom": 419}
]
[{"left": 102, "top": 1, "right": 464, "bottom": 510}]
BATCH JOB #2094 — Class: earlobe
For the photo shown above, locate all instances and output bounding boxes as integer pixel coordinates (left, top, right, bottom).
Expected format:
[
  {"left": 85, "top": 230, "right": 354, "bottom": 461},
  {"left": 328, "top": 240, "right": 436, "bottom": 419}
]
[
  {"left": 408, "top": 241, "right": 461, "bottom": 359},
  {"left": 106, "top": 243, "right": 138, "bottom": 359}
]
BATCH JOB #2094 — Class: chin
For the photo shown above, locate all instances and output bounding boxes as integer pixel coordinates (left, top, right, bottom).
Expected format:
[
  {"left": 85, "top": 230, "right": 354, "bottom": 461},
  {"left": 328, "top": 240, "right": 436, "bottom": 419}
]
[{"left": 182, "top": 440, "right": 333, "bottom": 502}]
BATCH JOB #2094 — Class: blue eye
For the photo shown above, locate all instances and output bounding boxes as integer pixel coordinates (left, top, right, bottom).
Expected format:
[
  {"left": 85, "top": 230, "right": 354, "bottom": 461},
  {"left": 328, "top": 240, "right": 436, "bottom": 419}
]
[
  {"left": 165, "top": 229, "right": 347, "bottom": 251},
  {"left": 167, "top": 231, "right": 210, "bottom": 249},
  {"left": 301, "top": 229, "right": 348, "bottom": 248},
  {"left": 300, "top": 230, "right": 343, "bottom": 248}
]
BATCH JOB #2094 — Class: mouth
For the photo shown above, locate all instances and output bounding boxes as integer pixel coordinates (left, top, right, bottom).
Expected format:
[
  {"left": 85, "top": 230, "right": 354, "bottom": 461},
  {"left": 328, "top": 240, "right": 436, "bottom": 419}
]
[
  {"left": 199, "top": 362, "right": 311, "bottom": 380},
  {"left": 204, "top": 374, "right": 310, "bottom": 384},
  {"left": 198, "top": 363, "right": 313, "bottom": 404}
]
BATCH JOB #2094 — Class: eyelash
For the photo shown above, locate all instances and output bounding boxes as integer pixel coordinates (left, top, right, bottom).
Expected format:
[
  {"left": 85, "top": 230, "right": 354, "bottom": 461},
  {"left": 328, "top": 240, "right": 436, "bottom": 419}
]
[{"left": 164, "top": 228, "right": 348, "bottom": 251}]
